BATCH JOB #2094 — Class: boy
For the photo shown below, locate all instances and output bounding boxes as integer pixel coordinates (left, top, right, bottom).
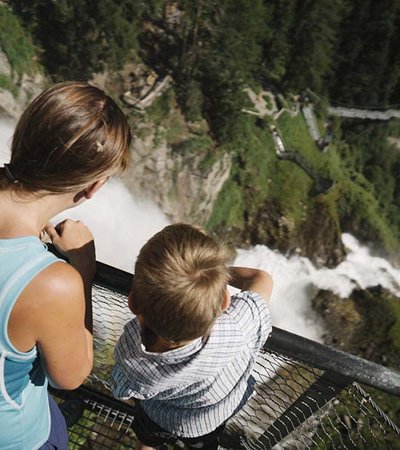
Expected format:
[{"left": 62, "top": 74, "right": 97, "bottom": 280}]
[{"left": 111, "top": 224, "right": 273, "bottom": 450}]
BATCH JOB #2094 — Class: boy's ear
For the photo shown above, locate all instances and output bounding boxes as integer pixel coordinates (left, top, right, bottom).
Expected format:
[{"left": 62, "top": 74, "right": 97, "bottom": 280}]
[
  {"left": 221, "top": 290, "right": 231, "bottom": 312},
  {"left": 84, "top": 176, "right": 109, "bottom": 199},
  {"left": 128, "top": 293, "right": 145, "bottom": 325}
]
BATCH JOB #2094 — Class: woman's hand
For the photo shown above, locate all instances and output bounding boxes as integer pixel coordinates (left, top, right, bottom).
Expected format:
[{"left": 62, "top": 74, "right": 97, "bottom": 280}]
[{"left": 44, "top": 220, "right": 96, "bottom": 280}]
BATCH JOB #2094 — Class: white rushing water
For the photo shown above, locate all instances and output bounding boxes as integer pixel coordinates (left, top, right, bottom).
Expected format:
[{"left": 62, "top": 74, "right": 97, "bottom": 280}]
[
  {"left": 235, "top": 236, "right": 400, "bottom": 340},
  {"left": 0, "top": 119, "right": 170, "bottom": 273},
  {"left": 1, "top": 118, "right": 399, "bottom": 341}
]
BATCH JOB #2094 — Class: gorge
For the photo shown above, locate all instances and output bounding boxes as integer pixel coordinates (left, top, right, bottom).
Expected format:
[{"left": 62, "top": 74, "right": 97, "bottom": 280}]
[{"left": 1, "top": 119, "right": 400, "bottom": 351}]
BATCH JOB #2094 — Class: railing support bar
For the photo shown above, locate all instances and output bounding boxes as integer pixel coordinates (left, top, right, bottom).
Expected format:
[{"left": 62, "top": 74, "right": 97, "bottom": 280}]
[{"left": 243, "top": 371, "right": 351, "bottom": 449}]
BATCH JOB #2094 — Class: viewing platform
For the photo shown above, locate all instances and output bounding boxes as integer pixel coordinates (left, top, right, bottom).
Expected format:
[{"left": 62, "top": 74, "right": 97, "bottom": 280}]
[{"left": 52, "top": 255, "right": 400, "bottom": 449}]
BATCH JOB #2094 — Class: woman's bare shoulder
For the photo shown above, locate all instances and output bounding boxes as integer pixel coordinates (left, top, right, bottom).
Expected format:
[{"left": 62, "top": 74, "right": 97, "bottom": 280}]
[
  {"left": 9, "top": 261, "right": 85, "bottom": 352},
  {"left": 30, "top": 260, "right": 84, "bottom": 303}
]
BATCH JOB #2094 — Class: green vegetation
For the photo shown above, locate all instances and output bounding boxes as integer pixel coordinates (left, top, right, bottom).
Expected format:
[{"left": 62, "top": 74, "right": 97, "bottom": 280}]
[
  {"left": 0, "top": 5, "right": 37, "bottom": 78},
  {"left": 310, "top": 386, "right": 400, "bottom": 449},
  {"left": 0, "top": 74, "right": 18, "bottom": 97},
  {"left": 208, "top": 107, "right": 399, "bottom": 261},
  {"left": 314, "top": 287, "right": 400, "bottom": 369},
  {"left": 387, "top": 297, "right": 400, "bottom": 357},
  {"left": 262, "top": 0, "right": 400, "bottom": 106},
  {"left": 3, "top": 1, "right": 400, "bottom": 259},
  {"left": 208, "top": 178, "right": 245, "bottom": 230},
  {"left": 313, "top": 286, "right": 400, "bottom": 447},
  {"left": 172, "top": 135, "right": 213, "bottom": 155},
  {"left": 8, "top": 1, "right": 400, "bottom": 108},
  {"left": 8, "top": 0, "right": 149, "bottom": 80}
]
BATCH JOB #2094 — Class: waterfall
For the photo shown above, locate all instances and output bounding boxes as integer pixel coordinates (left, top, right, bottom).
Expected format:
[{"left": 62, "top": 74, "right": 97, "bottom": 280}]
[
  {"left": 0, "top": 118, "right": 170, "bottom": 273},
  {"left": 234, "top": 235, "right": 400, "bottom": 340},
  {"left": 1, "top": 118, "right": 399, "bottom": 342}
]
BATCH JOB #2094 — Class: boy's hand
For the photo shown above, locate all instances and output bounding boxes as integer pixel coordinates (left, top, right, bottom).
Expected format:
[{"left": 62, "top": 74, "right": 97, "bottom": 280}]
[
  {"left": 44, "top": 220, "right": 96, "bottom": 279},
  {"left": 229, "top": 267, "right": 273, "bottom": 303}
]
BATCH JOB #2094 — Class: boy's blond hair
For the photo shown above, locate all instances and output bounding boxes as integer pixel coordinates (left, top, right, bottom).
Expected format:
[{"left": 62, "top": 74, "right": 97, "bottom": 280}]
[{"left": 132, "top": 224, "right": 233, "bottom": 343}]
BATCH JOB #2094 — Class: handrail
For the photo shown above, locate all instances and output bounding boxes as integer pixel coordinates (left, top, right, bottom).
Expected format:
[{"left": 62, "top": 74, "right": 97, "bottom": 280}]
[
  {"left": 265, "top": 327, "right": 400, "bottom": 397},
  {"left": 49, "top": 245, "right": 400, "bottom": 398},
  {"left": 95, "top": 259, "right": 132, "bottom": 295}
]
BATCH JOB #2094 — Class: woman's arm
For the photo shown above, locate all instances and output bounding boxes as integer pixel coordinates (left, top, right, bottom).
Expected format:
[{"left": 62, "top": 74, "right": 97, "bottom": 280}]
[
  {"left": 25, "top": 263, "right": 94, "bottom": 389},
  {"left": 229, "top": 266, "right": 273, "bottom": 303},
  {"left": 44, "top": 220, "right": 95, "bottom": 333},
  {"left": 9, "top": 220, "right": 95, "bottom": 390}
]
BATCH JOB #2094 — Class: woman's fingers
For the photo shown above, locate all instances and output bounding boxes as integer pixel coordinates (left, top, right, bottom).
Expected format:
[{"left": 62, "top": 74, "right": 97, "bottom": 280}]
[
  {"left": 43, "top": 220, "right": 94, "bottom": 254},
  {"left": 43, "top": 220, "right": 96, "bottom": 280},
  {"left": 43, "top": 223, "right": 59, "bottom": 242}
]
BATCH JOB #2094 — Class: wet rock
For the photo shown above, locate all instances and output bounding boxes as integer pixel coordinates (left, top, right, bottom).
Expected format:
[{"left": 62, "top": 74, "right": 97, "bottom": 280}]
[
  {"left": 244, "top": 198, "right": 345, "bottom": 268},
  {"left": 312, "top": 287, "right": 400, "bottom": 370},
  {"left": 121, "top": 122, "right": 231, "bottom": 225},
  {"left": 0, "top": 48, "right": 11, "bottom": 76}
]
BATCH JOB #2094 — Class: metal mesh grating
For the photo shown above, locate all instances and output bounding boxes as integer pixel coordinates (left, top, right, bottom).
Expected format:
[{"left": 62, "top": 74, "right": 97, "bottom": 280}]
[
  {"left": 222, "top": 350, "right": 324, "bottom": 448},
  {"left": 54, "top": 387, "right": 136, "bottom": 449},
  {"left": 89, "top": 284, "right": 131, "bottom": 390},
  {"left": 51, "top": 263, "right": 400, "bottom": 449},
  {"left": 68, "top": 401, "right": 135, "bottom": 449},
  {"left": 221, "top": 349, "right": 400, "bottom": 449}
]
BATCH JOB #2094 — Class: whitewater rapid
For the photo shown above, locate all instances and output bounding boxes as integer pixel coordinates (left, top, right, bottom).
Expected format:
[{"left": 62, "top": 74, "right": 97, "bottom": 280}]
[
  {"left": 0, "top": 119, "right": 170, "bottom": 272},
  {"left": 234, "top": 235, "right": 400, "bottom": 340},
  {"left": 1, "top": 118, "right": 399, "bottom": 342}
]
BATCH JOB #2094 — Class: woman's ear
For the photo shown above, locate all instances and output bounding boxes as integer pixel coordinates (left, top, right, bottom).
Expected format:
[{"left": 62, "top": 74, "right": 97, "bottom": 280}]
[
  {"left": 221, "top": 289, "right": 231, "bottom": 312},
  {"left": 84, "top": 176, "right": 109, "bottom": 199},
  {"left": 128, "top": 291, "right": 139, "bottom": 315}
]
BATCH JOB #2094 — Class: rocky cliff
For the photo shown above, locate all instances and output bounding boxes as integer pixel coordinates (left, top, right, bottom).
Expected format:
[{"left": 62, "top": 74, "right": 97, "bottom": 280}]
[
  {"left": 0, "top": 45, "right": 45, "bottom": 120},
  {"left": 121, "top": 119, "right": 231, "bottom": 225},
  {"left": 312, "top": 287, "right": 400, "bottom": 370}
]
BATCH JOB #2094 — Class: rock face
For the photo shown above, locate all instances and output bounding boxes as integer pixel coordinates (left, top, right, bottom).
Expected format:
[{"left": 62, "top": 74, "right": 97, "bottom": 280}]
[
  {"left": 0, "top": 72, "right": 45, "bottom": 120},
  {"left": 312, "top": 287, "right": 400, "bottom": 370},
  {"left": 293, "top": 198, "right": 345, "bottom": 267},
  {"left": 0, "top": 48, "right": 11, "bottom": 77},
  {"left": 246, "top": 197, "right": 345, "bottom": 268},
  {"left": 121, "top": 126, "right": 232, "bottom": 225},
  {"left": 0, "top": 47, "right": 45, "bottom": 120}
]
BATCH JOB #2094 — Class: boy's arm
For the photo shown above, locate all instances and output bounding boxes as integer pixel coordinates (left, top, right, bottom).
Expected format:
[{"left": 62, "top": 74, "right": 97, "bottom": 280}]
[{"left": 229, "top": 267, "right": 273, "bottom": 304}]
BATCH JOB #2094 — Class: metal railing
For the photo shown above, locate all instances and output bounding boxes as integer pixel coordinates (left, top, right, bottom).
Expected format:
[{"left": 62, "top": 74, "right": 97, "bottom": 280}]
[{"left": 53, "top": 257, "right": 400, "bottom": 449}]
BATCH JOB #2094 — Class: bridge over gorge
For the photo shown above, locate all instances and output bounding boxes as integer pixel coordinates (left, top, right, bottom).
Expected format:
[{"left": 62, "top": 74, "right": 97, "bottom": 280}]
[
  {"left": 242, "top": 88, "right": 400, "bottom": 191},
  {"left": 243, "top": 87, "right": 400, "bottom": 122},
  {"left": 305, "top": 89, "right": 400, "bottom": 121},
  {"left": 50, "top": 249, "right": 400, "bottom": 449},
  {"left": 327, "top": 106, "right": 400, "bottom": 121}
]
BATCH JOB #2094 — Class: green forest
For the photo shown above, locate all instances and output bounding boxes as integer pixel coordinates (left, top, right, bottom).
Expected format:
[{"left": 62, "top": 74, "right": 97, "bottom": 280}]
[
  {"left": 1, "top": 2, "right": 400, "bottom": 442},
  {"left": 2, "top": 0, "right": 400, "bottom": 265}
]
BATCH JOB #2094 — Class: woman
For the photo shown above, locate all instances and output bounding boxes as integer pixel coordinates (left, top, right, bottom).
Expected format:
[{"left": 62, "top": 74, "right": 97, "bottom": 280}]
[{"left": 0, "top": 82, "right": 131, "bottom": 449}]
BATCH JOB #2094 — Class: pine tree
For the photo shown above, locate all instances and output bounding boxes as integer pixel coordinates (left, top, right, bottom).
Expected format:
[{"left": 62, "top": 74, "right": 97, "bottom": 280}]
[
  {"left": 262, "top": 0, "right": 298, "bottom": 84},
  {"left": 192, "top": 0, "right": 267, "bottom": 139},
  {"left": 330, "top": 0, "right": 400, "bottom": 107},
  {"left": 283, "top": 0, "right": 345, "bottom": 94},
  {"left": 9, "top": 0, "right": 144, "bottom": 80}
]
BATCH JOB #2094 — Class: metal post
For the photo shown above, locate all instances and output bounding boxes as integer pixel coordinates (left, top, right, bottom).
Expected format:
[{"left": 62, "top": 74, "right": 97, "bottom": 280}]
[{"left": 243, "top": 371, "right": 351, "bottom": 449}]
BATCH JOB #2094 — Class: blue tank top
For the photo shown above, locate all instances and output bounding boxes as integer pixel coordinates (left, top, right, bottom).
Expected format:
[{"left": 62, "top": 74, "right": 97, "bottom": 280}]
[{"left": 0, "top": 236, "right": 61, "bottom": 449}]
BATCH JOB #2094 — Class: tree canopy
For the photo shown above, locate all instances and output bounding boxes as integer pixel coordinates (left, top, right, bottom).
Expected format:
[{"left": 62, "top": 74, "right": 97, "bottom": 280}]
[{"left": 9, "top": 0, "right": 145, "bottom": 79}]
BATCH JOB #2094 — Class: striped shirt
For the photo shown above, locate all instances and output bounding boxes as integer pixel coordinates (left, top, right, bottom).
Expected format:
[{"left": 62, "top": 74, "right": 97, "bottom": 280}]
[{"left": 111, "top": 291, "right": 272, "bottom": 437}]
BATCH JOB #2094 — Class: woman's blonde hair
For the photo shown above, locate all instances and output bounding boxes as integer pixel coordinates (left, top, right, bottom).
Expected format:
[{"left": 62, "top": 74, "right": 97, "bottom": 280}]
[
  {"left": 133, "top": 224, "right": 233, "bottom": 343},
  {"left": 5, "top": 81, "right": 131, "bottom": 192}
]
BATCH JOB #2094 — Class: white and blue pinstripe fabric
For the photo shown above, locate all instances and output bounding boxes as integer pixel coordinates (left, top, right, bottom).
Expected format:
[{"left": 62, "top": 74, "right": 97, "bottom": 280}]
[{"left": 111, "top": 291, "right": 271, "bottom": 438}]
